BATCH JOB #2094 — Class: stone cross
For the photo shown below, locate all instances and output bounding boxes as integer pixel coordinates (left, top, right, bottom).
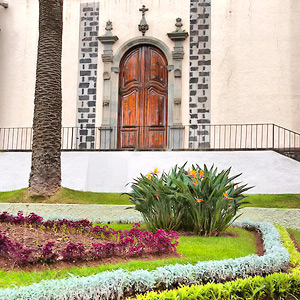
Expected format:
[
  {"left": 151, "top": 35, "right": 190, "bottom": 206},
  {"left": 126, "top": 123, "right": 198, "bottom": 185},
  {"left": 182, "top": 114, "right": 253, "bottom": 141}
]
[{"left": 138, "top": 5, "right": 149, "bottom": 36}]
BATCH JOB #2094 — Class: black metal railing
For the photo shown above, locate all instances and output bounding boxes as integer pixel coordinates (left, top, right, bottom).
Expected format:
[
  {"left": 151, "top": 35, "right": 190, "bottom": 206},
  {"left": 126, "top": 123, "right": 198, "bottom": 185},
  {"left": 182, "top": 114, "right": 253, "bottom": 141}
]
[{"left": 0, "top": 124, "right": 299, "bottom": 159}]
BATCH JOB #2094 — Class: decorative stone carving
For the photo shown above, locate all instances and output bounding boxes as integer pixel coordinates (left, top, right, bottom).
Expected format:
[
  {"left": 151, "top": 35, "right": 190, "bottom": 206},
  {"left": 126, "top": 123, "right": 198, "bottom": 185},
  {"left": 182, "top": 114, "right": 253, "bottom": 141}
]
[
  {"left": 167, "top": 17, "right": 189, "bottom": 60},
  {"left": 97, "top": 20, "right": 119, "bottom": 62},
  {"left": 103, "top": 99, "right": 110, "bottom": 106},
  {"left": 138, "top": 5, "right": 149, "bottom": 36},
  {"left": 174, "top": 69, "right": 182, "bottom": 78},
  {"left": 103, "top": 72, "right": 110, "bottom": 80}
]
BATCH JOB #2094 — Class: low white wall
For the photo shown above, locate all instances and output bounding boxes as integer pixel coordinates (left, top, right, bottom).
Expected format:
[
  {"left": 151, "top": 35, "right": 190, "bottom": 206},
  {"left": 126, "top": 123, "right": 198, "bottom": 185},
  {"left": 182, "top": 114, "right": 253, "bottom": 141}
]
[{"left": 0, "top": 151, "right": 299, "bottom": 193}]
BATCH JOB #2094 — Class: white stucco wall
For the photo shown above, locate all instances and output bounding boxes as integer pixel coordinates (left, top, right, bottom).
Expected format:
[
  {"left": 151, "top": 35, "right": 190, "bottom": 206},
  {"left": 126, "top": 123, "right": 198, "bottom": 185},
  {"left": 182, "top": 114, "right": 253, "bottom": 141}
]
[
  {"left": 0, "top": 0, "right": 299, "bottom": 133},
  {"left": 0, "top": 151, "right": 299, "bottom": 194},
  {"left": 0, "top": 0, "right": 190, "bottom": 129},
  {"left": 211, "top": 0, "right": 300, "bottom": 132}
]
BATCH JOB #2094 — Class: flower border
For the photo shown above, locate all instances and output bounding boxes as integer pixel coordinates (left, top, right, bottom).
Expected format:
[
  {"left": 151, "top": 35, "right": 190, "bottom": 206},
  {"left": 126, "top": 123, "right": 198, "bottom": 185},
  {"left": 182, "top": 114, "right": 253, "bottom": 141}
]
[{"left": 0, "top": 221, "right": 289, "bottom": 300}]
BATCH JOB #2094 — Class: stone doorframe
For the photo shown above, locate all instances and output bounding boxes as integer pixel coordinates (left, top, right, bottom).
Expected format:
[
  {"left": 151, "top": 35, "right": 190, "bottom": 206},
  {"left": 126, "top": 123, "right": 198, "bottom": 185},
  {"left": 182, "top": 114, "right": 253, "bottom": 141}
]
[{"left": 99, "top": 35, "right": 187, "bottom": 149}]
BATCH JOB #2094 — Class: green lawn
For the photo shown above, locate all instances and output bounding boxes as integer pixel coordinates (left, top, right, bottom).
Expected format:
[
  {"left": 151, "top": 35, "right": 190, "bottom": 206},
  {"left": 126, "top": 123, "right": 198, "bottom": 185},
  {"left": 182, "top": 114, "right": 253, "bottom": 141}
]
[
  {"left": 0, "top": 188, "right": 131, "bottom": 205},
  {"left": 245, "top": 194, "right": 300, "bottom": 209},
  {"left": 287, "top": 228, "right": 300, "bottom": 246},
  {"left": 0, "top": 225, "right": 256, "bottom": 289},
  {"left": 0, "top": 188, "right": 299, "bottom": 208}
]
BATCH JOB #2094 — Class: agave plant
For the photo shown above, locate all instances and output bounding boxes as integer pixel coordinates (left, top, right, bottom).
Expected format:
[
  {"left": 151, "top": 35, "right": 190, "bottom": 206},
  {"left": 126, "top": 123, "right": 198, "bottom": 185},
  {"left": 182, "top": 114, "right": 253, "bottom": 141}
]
[{"left": 127, "top": 164, "right": 252, "bottom": 236}]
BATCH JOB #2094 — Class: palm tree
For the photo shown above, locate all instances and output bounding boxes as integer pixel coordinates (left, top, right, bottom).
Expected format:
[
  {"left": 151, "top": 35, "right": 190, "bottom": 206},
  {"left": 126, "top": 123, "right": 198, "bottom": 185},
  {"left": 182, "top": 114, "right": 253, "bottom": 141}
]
[{"left": 28, "top": 0, "right": 63, "bottom": 197}]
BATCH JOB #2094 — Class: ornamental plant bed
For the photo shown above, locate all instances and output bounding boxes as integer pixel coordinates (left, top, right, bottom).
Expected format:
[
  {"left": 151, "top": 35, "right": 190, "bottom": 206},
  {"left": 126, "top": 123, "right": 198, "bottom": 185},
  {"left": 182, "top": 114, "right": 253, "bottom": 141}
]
[{"left": 0, "top": 211, "right": 178, "bottom": 270}]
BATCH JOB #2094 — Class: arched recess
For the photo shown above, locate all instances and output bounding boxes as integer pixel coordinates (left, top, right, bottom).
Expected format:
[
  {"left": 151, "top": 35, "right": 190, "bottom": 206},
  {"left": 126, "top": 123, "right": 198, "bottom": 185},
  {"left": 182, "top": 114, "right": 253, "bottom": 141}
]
[
  {"left": 117, "top": 45, "right": 168, "bottom": 149},
  {"left": 100, "top": 36, "right": 184, "bottom": 149}
]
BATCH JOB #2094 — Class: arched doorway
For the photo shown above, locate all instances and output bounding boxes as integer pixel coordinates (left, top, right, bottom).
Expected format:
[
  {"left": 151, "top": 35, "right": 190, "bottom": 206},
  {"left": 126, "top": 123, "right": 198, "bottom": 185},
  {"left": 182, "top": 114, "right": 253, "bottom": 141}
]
[{"left": 118, "top": 45, "right": 168, "bottom": 149}]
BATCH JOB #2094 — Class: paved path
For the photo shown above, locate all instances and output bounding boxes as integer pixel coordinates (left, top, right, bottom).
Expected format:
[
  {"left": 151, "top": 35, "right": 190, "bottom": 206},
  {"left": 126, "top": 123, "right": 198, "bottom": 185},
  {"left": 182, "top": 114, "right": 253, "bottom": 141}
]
[{"left": 0, "top": 203, "right": 300, "bottom": 229}]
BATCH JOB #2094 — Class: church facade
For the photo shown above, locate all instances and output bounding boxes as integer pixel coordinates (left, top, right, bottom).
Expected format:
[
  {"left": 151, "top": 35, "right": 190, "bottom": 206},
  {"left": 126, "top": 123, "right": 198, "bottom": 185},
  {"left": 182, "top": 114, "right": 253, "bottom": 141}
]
[{"left": 0, "top": 0, "right": 299, "bottom": 151}]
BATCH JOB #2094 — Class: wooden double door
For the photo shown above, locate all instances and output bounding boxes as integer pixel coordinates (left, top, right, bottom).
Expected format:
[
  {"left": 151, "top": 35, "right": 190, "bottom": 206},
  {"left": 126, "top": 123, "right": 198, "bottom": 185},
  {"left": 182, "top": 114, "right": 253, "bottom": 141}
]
[{"left": 118, "top": 45, "right": 168, "bottom": 149}]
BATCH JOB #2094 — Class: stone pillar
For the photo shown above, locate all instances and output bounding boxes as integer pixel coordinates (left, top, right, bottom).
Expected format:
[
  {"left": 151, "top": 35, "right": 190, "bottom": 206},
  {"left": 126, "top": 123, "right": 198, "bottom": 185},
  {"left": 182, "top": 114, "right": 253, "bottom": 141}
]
[
  {"left": 97, "top": 21, "right": 118, "bottom": 149},
  {"left": 167, "top": 18, "right": 188, "bottom": 149}
]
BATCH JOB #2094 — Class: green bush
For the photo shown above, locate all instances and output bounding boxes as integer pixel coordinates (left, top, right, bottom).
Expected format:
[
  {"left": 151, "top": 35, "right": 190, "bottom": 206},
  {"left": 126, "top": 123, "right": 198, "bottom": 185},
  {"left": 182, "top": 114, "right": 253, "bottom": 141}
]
[{"left": 127, "top": 164, "right": 251, "bottom": 235}]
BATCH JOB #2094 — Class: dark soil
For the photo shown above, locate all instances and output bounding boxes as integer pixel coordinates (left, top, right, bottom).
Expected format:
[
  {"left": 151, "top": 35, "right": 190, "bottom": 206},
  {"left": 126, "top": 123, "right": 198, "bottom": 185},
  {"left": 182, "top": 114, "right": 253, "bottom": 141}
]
[{"left": 0, "top": 224, "right": 264, "bottom": 272}]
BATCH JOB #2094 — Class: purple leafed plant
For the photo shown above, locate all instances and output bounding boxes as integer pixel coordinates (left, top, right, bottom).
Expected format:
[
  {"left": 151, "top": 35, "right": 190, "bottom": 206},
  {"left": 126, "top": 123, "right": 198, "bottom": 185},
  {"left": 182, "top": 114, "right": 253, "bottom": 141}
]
[{"left": 0, "top": 212, "right": 179, "bottom": 267}]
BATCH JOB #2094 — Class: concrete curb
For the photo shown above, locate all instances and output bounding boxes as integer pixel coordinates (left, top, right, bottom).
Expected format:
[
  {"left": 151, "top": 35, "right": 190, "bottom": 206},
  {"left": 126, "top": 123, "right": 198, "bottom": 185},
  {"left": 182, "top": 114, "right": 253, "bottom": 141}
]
[{"left": 0, "top": 203, "right": 299, "bottom": 229}]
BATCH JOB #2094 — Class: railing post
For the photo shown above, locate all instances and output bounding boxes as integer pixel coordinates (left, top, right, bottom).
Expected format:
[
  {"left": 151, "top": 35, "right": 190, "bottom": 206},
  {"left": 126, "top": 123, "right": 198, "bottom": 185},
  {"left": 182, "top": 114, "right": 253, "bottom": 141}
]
[{"left": 272, "top": 124, "right": 274, "bottom": 149}]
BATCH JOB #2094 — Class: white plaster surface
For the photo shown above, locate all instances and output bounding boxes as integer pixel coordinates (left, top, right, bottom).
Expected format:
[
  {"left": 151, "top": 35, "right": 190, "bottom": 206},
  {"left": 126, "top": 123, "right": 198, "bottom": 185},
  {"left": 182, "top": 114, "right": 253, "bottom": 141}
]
[{"left": 0, "top": 151, "right": 299, "bottom": 193}]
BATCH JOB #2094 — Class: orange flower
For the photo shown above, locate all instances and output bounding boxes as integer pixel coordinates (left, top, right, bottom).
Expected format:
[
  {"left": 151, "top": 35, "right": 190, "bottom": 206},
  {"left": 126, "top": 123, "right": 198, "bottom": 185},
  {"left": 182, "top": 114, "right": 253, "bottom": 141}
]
[
  {"left": 235, "top": 185, "right": 239, "bottom": 189},
  {"left": 156, "top": 193, "right": 160, "bottom": 200},
  {"left": 199, "top": 170, "right": 204, "bottom": 177},
  {"left": 223, "top": 191, "right": 228, "bottom": 198},
  {"left": 185, "top": 168, "right": 197, "bottom": 177},
  {"left": 193, "top": 178, "right": 199, "bottom": 186},
  {"left": 196, "top": 198, "right": 204, "bottom": 203},
  {"left": 147, "top": 173, "right": 151, "bottom": 180},
  {"left": 151, "top": 168, "right": 160, "bottom": 175}
]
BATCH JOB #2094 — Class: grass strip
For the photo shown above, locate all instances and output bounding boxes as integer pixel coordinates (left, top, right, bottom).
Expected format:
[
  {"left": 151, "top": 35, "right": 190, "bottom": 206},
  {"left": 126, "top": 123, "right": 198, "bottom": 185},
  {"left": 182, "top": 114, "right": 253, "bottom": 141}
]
[
  {"left": 127, "top": 226, "right": 300, "bottom": 300},
  {"left": 0, "top": 189, "right": 299, "bottom": 208},
  {"left": 0, "top": 226, "right": 255, "bottom": 289}
]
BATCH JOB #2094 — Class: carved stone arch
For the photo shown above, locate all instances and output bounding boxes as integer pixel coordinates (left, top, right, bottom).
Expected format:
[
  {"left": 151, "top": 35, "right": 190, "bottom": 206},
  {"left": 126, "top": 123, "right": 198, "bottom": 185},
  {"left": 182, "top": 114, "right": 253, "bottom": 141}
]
[{"left": 100, "top": 36, "right": 184, "bottom": 149}]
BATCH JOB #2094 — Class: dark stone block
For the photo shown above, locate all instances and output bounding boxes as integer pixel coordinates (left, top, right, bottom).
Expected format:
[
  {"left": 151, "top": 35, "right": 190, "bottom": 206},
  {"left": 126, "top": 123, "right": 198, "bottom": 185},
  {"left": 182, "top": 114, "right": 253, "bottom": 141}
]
[
  {"left": 86, "top": 124, "right": 95, "bottom": 128},
  {"left": 88, "top": 114, "right": 96, "bottom": 118},
  {"left": 88, "top": 77, "right": 97, "bottom": 81},
  {"left": 197, "top": 130, "right": 209, "bottom": 135},
  {"left": 88, "top": 89, "right": 96, "bottom": 95},
  {"left": 190, "top": 103, "right": 197, "bottom": 108},
  {"left": 78, "top": 119, "right": 88, "bottom": 123},
  {"left": 198, "top": 24, "right": 209, "bottom": 29},
  {"left": 78, "top": 108, "right": 90, "bottom": 113},
  {"left": 90, "top": 32, "right": 98, "bottom": 36},
  {"left": 189, "top": 136, "right": 197, "bottom": 142},
  {"left": 89, "top": 42, "right": 98, "bottom": 47},
  {"left": 89, "top": 64, "right": 98, "bottom": 69},
  {"left": 198, "top": 49, "right": 211, "bottom": 54},
  {"left": 90, "top": 22, "right": 98, "bottom": 26},
  {"left": 82, "top": 37, "right": 92, "bottom": 41},
  {"left": 82, "top": 7, "right": 93, "bottom": 12},
  {"left": 191, "top": 67, "right": 198, "bottom": 71},
  {"left": 198, "top": 84, "right": 209, "bottom": 89},
  {"left": 190, "top": 90, "right": 197, "bottom": 96},
  {"left": 198, "top": 109, "right": 209, "bottom": 113},
  {"left": 86, "top": 136, "right": 95, "bottom": 142},
  {"left": 85, "top": 27, "right": 92, "bottom": 31},
  {"left": 79, "top": 143, "right": 87, "bottom": 149},
  {"left": 198, "top": 97, "right": 208, "bottom": 102},
  {"left": 190, "top": 30, "right": 199, "bottom": 36},
  {"left": 79, "top": 83, "right": 89, "bottom": 88},
  {"left": 198, "top": 2, "right": 211, "bottom": 7},
  {"left": 79, "top": 95, "right": 90, "bottom": 100},
  {"left": 89, "top": 53, "right": 98, "bottom": 57},
  {"left": 191, "top": 7, "right": 197, "bottom": 13},
  {"left": 198, "top": 60, "right": 211, "bottom": 66},
  {"left": 87, "top": 101, "right": 96, "bottom": 107},
  {"left": 190, "top": 125, "right": 198, "bottom": 129},
  {"left": 80, "top": 58, "right": 92, "bottom": 63},
  {"left": 80, "top": 71, "right": 91, "bottom": 76},
  {"left": 190, "top": 55, "right": 199, "bottom": 60},
  {"left": 93, "top": 95, "right": 97, "bottom": 100},
  {"left": 190, "top": 19, "right": 197, "bottom": 24},
  {"left": 80, "top": 130, "right": 88, "bottom": 135},
  {"left": 190, "top": 77, "right": 198, "bottom": 83},
  {"left": 199, "top": 72, "right": 210, "bottom": 76},
  {"left": 198, "top": 36, "right": 209, "bottom": 42},
  {"left": 197, "top": 119, "right": 210, "bottom": 124},
  {"left": 190, "top": 114, "right": 198, "bottom": 118},
  {"left": 91, "top": 12, "right": 99, "bottom": 16},
  {"left": 82, "top": 48, "right": 92, "bottom": 52},
  {"left": 198, "top": 13, "right": 210, "bottom": 18}
]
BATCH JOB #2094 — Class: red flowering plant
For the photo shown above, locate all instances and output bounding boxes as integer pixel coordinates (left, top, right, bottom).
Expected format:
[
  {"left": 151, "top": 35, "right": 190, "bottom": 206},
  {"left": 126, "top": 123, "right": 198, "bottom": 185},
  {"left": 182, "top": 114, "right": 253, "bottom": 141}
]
[{"left": 127, "top": 164, "right": 252, "bottom": 236}]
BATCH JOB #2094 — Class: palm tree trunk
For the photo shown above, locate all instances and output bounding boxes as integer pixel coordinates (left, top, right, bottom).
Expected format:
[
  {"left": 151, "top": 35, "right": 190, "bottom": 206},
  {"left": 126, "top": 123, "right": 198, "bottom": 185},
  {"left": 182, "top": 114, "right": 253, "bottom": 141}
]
[{"left": 28, "top": 0, "right": 63, "bottom": 197}]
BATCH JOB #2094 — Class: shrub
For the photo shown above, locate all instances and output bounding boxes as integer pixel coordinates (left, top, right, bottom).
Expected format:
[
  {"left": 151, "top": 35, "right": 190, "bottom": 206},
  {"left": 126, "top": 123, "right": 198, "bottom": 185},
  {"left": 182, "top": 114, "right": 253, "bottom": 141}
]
[{"left": 127, "top": 164, "right": 252, "bottom": 235}]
